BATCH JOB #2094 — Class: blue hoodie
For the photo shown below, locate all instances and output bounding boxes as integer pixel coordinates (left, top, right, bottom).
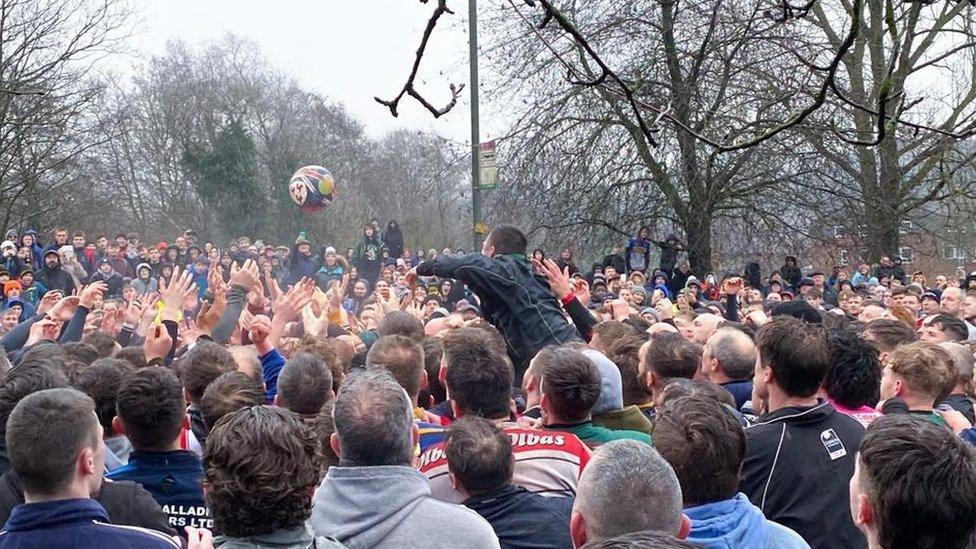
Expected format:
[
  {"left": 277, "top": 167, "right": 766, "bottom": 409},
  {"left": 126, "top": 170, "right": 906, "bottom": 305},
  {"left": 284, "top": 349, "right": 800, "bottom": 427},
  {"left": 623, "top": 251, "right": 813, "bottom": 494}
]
[
  {"left": 685, "top": 493, "right": 810, "bottom": 549},
  {"left": 0, "top": 498, "right": 179, "bottom": 548}
]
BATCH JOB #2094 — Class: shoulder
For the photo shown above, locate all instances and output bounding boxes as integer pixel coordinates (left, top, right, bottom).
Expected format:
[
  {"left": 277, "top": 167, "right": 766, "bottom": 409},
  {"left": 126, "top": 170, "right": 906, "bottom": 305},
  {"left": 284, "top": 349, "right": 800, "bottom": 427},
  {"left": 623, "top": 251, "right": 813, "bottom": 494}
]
[
  {"left": 93, "top": 522, "right": 181, "bottom": 548},
  {"left": 421, "top": 497, "right": 496, "bottom": 534},
  {"left": 765, "top": 519, "right": 811, "bottom": 548}
]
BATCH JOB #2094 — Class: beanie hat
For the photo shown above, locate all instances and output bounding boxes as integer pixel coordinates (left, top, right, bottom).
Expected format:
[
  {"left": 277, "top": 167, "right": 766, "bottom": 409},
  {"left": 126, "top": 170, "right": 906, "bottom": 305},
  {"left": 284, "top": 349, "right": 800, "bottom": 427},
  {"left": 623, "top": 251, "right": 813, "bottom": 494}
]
[
  {"left": 3, "top": 281, "right": 21, "bottom": 294},
  {"left": 582, "top": 349, "right": 624, "bottom": 415}
]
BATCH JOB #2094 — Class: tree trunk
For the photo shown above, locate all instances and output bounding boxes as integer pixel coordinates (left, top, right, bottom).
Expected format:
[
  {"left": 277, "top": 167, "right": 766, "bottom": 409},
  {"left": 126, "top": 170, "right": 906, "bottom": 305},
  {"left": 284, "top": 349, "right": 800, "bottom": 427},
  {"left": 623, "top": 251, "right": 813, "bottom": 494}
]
[
  {"left": 865, "top": 204, "right": 900, "bottom": 262},
  {"left": 683, "top": 209, "right": 713, "bottom": 277}
]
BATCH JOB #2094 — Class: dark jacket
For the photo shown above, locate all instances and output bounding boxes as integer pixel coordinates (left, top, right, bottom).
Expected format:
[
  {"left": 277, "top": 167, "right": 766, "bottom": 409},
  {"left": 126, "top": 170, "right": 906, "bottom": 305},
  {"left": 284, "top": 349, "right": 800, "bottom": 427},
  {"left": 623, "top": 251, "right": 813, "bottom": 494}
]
[
  {"left": 288, "top": 250, "right": 321, "bottom": 286},
  {"left": 0, "top": 470, "right": 175, "bottom": 537},
  {"left": 741, "top": 400, "right": 866, "bottom": 549},
  {"left": 35, "top": 265, "right": 74, "bottom": 294},
  {"left": 602, "top": 253, "right": 625, "bottom": 274},
  {"left": 0, "top": 498, "right": 179, "bottom": 548},
  {"left": 90, "top": 270, "right": 124, "bottom": 299},
  {"left": 780, "top": 261, "right": 802, "bottom": 289},
  {"left": 417, "top": 253, "right": 582, "bottom": 379},
  {"left": 720, "top": 380, "right": 753, "bottom": 411},
  {"left": 106, "top": 450, "right": 211, "bottom": 532},
  {"left": 382, "top": 224, "right": 404, "bottom": 260},
  {"left": 463, "top": 485, "right": 573, "bottom": 549},
  {"left": 354, "top": 235, "right": 384, "bottom": 285}
]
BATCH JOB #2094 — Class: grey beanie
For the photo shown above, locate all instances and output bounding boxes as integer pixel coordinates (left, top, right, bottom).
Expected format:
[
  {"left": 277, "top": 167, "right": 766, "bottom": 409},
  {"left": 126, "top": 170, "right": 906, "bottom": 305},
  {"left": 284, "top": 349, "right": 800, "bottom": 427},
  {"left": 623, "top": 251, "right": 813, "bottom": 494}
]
[{"left": 582, "top": 349, "right": 624, "bottom": 415}]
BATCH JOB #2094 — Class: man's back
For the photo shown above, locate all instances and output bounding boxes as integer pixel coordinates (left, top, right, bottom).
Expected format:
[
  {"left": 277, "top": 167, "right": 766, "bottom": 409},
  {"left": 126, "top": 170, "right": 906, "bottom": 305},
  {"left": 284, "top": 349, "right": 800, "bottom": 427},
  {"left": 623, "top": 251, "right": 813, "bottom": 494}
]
[
  {"left": 463, "top": 485, "right": 573, "bottom": 549},
  {"left": 309, "top": 465, "right": 498, "bottom": 549},
  {"left": 416, "top": 253, "right": 581, "bottom": 376},
  {"left": 0, "top": 499, "right": 179, "bottom": 548},
  {"left": 418, "top": 425, "right": 590, "bottom": 504},
  {"left": 106, "top": 450, "right": 211, "bottom": 531},
  {"left": 741, "top": 401, "right": 865, "bottom": 549}
]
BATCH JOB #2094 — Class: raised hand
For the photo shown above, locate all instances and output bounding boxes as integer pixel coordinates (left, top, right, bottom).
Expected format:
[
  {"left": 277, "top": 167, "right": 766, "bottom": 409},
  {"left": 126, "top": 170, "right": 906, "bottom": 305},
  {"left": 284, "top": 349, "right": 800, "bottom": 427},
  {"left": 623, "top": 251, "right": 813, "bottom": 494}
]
[
  {"left": 197, "top": 285, "right": 227, "bottom": 335},
  {"left": 36, "top": 290, "right": 63, "bottom": 316},
  {"left": 229, "top": 259, "right": 260, "bottom": 291},
  {"left": 159, "top": 266, "right": 196, "bottom": 322},
  {"left": 274, "top": 278, "right": 315, "bottom": 324},
  {"left": 144, "top": 324, "right": 173, "bottom": 363},
  {"left": 48, "top": 294, "right": 81, "bottom": 322},
  {"left": 26, "top": 318, "right": 60, "bottom": 347},
  {"left": 533, "top": 258, "right": 572, "bottom": 301},
  {"left": 78, "top": 282, "right": 108, "bottom": 310}
]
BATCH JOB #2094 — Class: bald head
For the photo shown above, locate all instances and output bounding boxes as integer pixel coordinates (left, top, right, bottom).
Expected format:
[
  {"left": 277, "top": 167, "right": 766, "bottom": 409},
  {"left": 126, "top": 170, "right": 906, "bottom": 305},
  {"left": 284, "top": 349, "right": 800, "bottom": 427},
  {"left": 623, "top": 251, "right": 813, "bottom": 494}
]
[
  {"left": 703, "top": 327, "right": 756, "bottom": 382},
  {"left": 858, "top": 305, "right": 889, "bottom": 323},
  {"left": 691, "top": 314, "right": 723, "bottom": 344}
]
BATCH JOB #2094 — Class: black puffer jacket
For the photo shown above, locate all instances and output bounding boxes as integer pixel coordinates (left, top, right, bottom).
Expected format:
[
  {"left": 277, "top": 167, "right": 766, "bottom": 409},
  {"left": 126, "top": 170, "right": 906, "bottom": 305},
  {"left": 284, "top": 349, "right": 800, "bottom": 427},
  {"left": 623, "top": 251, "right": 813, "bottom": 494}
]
[{"left": 417, "top": 253, "right": 582, "bottom": 379}]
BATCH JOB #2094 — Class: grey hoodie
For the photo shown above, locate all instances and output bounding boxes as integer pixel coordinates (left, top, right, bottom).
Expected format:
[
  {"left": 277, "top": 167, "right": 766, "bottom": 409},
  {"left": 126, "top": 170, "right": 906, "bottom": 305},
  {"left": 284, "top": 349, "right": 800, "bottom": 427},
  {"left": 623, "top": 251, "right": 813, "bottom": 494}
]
[{"left": 308, "top": 465, "right": 499, "bottom": 549}]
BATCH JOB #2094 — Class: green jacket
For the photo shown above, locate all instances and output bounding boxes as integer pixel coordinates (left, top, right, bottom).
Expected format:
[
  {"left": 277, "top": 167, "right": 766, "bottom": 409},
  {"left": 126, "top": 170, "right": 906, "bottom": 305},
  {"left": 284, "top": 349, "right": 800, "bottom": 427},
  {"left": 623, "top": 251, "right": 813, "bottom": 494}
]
[
  {"left": 593, "top": 405, "right": 654, "bottom": 435},
  {"left": 545, "top": 420, "right": 652, "bottom": 448}
]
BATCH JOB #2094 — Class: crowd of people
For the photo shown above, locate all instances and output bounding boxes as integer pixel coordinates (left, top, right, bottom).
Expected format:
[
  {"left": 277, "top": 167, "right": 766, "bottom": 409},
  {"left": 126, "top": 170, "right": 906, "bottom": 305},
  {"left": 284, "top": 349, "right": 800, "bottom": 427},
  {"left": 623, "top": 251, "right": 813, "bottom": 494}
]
[{"left": 0, "top": 220, "right": 973, "bottom": 549}]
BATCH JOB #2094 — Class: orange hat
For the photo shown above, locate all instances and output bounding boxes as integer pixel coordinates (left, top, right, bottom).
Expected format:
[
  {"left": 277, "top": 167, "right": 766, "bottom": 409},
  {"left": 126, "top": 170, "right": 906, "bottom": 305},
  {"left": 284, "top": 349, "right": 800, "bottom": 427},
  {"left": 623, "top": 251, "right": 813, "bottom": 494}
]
[{"left": 4, "top": 281, "right": 21, "bottom": 294}]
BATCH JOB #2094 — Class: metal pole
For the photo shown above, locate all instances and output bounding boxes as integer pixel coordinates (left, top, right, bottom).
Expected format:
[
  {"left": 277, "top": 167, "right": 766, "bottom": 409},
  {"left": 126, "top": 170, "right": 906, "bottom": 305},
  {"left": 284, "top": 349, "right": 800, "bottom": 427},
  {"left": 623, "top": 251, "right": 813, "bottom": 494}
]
[{"left": 469, "top": 0, "right": 481, "bottom": 251}]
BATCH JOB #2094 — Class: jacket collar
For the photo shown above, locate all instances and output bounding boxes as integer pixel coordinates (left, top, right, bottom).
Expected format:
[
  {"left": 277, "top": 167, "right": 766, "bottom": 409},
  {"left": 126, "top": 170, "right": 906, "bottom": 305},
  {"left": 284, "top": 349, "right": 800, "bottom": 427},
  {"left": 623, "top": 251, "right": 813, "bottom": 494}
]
[
  {"left": 5, "top": 499, "right": 108, "bottom": 531},
  {"left": 752, "top": 399, "right": 831, "bottom": 427},
  {"left": 214, "top": 526, "right": 313, "bottom": 547},
  {"left": 462, "top": 484, "right": 523, "bottom": 508},
  {"left": 127, "top": 450, "right": 202, "bottom": 471}
]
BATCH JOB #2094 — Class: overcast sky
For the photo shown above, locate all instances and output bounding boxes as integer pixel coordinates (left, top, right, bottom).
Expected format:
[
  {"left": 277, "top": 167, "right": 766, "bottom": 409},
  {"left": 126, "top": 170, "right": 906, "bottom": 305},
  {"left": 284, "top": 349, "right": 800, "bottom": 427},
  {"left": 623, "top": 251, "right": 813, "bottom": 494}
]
[{"left": 128, "top": 0, "right": 487, "bottom": 141}]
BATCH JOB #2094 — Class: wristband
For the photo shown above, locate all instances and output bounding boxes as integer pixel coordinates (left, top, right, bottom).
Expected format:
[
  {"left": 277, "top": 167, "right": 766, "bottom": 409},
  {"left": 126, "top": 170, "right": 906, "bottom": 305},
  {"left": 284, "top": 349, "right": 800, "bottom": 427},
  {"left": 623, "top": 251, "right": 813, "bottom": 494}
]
[{"left": 561, "top": 293, "right": 577, "bottom": 307}]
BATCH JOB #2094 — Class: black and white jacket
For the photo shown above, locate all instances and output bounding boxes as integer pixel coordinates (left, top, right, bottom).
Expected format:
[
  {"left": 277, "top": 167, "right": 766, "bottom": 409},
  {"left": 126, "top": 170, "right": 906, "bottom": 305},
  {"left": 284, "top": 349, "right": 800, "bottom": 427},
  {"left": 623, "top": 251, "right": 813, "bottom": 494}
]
[{"left": 741, "top": 400, "right": 867, "bottom": 549}]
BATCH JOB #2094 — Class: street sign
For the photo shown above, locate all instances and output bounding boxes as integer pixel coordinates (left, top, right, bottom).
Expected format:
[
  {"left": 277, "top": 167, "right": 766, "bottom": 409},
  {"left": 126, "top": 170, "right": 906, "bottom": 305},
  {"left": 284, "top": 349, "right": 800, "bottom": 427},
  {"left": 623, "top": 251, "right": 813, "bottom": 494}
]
[{"left": 478, "top": 140, "right": 498, "bottom": 189}]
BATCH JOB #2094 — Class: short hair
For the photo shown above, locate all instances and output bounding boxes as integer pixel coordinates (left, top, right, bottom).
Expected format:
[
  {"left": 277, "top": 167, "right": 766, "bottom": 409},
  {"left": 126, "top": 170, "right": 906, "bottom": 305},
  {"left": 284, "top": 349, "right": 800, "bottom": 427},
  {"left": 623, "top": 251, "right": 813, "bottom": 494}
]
[
  {"left": 422, "top": 338, "right": 446, "bottom": 404},
  {"left": 377, "top": 311, "right": 424, "bottom": 342},
  {"left": 72, "top": 359, "right": 133, "bottom": 436},
  {"left": 332, "top": 369, "right": 413, "bottom": 467},
  {"left": 592, "top": 321, "right": 634, "bottom": 351},
  {"left": 928, "top": 313, "right": 968, "bottom": 342},
  {"left": 575, "top": 440, "right": 683, "bottom": 540},
  {"left": 62, "top": 342, "right": 99, "bottom": 368},
  {"left": 444, "top": 329, "right": 513, "bottom": 419},
  {"left": 486, "top": 224, "right": 528, "bottom": 256},
  {"left": 116, "top": 368, "right": 186, "bottom": 451},
  {"left": 580, "top": 530, "right": 697, "bottom": 549},
  {"left": 6, "top": 388, "right": 98, "bottom": 496},
  {"left": 863, "top": 318, "right": 918, "bottom": 353},
  {"left": 366, "top": 335, "right": 424, "bottom": 399},
  {"left": 858, "top": 415, "right": 976, "bottom": 549},
  {"left": 769, "top": 300, "right": 822, "bottom": 323},
  {"left": 445, "top": 417, "right": 514, "bottom": 496},
  {"left": 823, "top": 328, "right": 881, "bottom": 409},
  {"left": 291, "top": 337, "right": 344, "bottom": 393},
  {"left": 657, "top": 378, "right": 735, "bottom": 408},
  {"left": 756, "top": 317, "right": 830, "bottom": 397},
  {"left": 538, "top": 346, "right": 601, "bottom": 422},
  {"left": 707, "top": 327, "right": 756, "bottom": 380},
  {"left": 82, "top": 332, "right": 117, "bottom": 358},
  {"left": 226, "top": 346, "right": 262, "bottom": 382},
  {"left": 641, "top": 333, "right": 700, "bottom": 380},
  {"left": 939, "top": 342, "right": 975, "bottom": 389},
  {"left": 200, "top": 372, "right": 266, "bottom": 431},
  {"left": 653, "top": 396, "right": 744, "bottom": 505},
  {"left": 0, "top": 362, "right": 70, "bottom": 437},
  {"left": 604, "top": 334, "right": 650, "bottom": 406},
  {"left": 204, "top": 406, "right": 321, "bottom": 538},
  {"left": 277, "top": 353, "right": 333, "bottom": 415},
  {"left": 178, "top": 341, "right": 237, "bottom": 402},
  {"left": 113, "top": 346, "right": 148, "bottom": 369},
  {"left": 888, "top": 342, "right": 955, "bottom": 401}
]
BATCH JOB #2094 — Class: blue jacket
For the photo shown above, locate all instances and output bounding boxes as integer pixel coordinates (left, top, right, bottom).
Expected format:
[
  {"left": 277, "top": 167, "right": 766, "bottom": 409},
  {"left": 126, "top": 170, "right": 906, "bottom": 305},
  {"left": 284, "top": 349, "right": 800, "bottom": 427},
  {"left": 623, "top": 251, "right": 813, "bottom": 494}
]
[
  {"left": 260, "top": 349, "right": 286, "bottom": 403},
  {"left": 463, "top": 485, "right": 573, "bottom": 549},
  {"left": 0, "top": 498, "right": 179, "bottom": 548},
  {"left": 625, "top": 236, "right": 652, "bottom": 273},
  {"left": 686, "top": 493, "right": 809, "bottom": 549},
  {"left": 106, "top": 450, "right": 211, "bottom": 532}
]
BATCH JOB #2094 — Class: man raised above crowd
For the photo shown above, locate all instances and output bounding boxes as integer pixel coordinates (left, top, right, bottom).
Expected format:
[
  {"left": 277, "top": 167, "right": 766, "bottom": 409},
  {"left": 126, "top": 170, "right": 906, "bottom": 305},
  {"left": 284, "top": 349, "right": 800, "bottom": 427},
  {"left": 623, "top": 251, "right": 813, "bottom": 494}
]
[{"left": 408, "top": 225, "right": 581, "bottom": 380}]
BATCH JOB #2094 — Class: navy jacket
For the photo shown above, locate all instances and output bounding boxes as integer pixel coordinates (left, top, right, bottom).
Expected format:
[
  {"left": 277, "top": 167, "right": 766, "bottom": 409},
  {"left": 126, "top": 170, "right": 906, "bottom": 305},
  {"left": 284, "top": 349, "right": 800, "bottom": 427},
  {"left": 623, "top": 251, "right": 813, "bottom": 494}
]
[
  {"left": 720, "top": 380, "right": 753, "bottom": 411},
  {"left": 463, "top": 485, "right": 573, "bottom": 549},
  {"left": 106, "top": 450, "right": 212, "bottom": 532},
  {"left": 0, "top": 498, "right": 179, "bottom": 548},
  {"left": 417, "top": 253, "right": 582, "bottom": 379}
]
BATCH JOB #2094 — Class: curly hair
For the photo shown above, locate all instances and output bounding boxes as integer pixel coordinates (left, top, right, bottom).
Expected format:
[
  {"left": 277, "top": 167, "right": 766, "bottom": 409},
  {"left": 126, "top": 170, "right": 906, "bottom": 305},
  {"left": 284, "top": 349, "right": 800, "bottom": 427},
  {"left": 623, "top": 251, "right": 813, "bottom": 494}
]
[{"left": 204, "top": 406, "right": 322, "bottom": 538}]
